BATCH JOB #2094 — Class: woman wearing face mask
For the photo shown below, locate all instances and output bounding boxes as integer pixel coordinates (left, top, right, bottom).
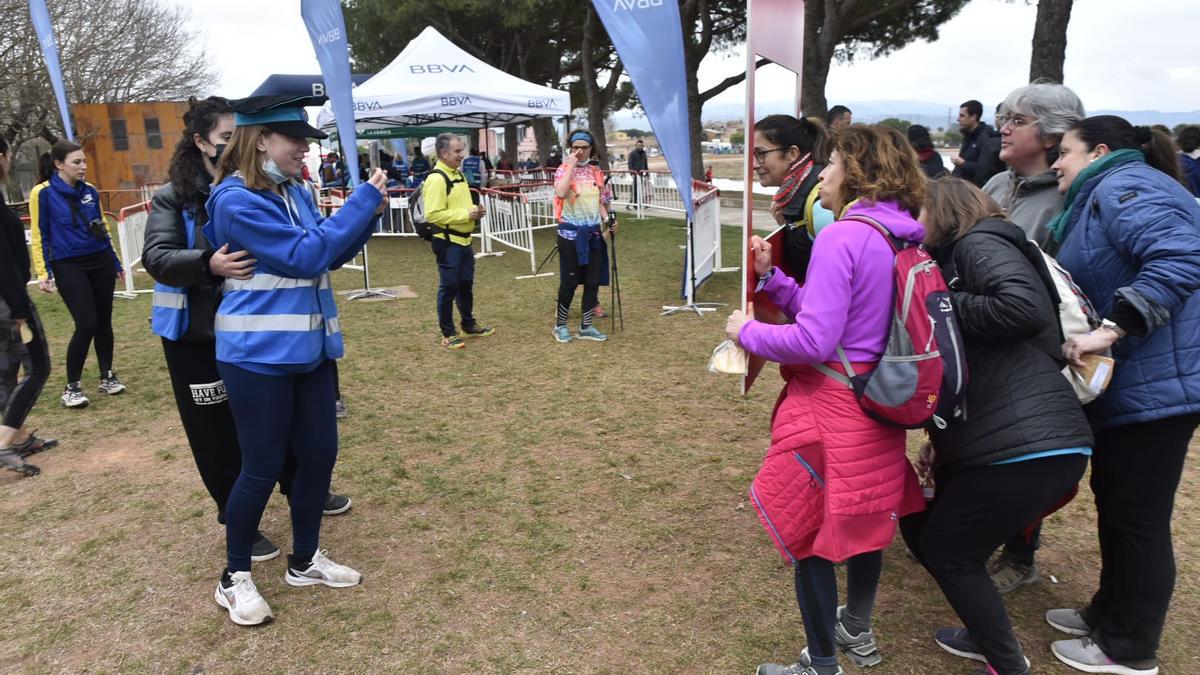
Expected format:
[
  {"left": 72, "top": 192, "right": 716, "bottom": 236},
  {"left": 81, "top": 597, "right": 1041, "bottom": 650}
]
[
  {"left": 202, "top": 95, "right": 386, "bottom": 626},
  {"left": 728, "top": 125, "right": 926, "bottom": 675},
  {"left": 142, "top": 96, "right": 353, "bottom": 564},
  {"left": 552, "top": 129, "right": 614, "bottom": 343},
  {"left": 752, "top": 115, "right": 834, "bottom": 284},
  {"left": 28, "top": 141, "right": 126, "bottom": 408},
  {"left": 1041, "top": 115, "right": 1200, "bottom": 675}
]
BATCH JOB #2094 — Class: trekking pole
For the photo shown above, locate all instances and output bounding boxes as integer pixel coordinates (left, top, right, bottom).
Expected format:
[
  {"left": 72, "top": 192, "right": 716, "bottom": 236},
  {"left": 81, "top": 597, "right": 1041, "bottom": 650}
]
[
  {"left": 608, "top": 213, "right": 624, "bottom": 332},
  {"left": 533, "top": 244, "right": 558, "bottom": 276}
]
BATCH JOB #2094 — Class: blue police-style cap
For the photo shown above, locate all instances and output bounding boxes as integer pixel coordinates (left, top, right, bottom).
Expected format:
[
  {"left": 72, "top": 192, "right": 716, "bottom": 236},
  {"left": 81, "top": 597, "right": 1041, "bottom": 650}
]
[{"left": 228, "top": 94, "right": 328, "bottom": 140}]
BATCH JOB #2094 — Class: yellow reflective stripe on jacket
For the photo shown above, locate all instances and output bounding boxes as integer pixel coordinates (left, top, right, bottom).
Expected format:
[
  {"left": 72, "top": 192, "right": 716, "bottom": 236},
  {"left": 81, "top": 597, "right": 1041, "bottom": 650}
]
[{"left": 27, "top": 183, "right": 49, "bottom": 280}]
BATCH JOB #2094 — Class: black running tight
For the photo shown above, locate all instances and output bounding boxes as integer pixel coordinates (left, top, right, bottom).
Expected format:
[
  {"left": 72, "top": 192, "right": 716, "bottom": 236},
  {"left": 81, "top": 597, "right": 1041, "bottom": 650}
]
[
  {"left": 53, "top": 250, "right": 116, "bottom": 383},
  {"left": 555, "top": 235, "right": 600, "bottom": 328}
]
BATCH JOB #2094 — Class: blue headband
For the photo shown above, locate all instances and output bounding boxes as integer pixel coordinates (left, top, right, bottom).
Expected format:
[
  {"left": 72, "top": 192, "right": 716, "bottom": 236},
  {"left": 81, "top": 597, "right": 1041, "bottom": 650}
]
[
  {"left": 234, "top": 108, "right": 306, "bottom": 127},
  {"left": 569, "top": 131, "right": 594, "bottom": 146}
]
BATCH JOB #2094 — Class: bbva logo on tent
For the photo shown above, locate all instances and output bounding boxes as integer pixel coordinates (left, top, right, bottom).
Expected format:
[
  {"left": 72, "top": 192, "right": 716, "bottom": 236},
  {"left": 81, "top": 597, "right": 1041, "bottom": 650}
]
[
  {"left": 613, "top": 0, "right": 664, "bottom": 9},
  {"left": 410, "top": 64, "right": 476, "bottom": 74}
]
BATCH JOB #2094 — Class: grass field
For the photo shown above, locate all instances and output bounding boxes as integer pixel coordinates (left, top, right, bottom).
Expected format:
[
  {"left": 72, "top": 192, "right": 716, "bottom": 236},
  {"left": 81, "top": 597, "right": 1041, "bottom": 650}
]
[{"left": 1, "top": 216, "right": 1197, "bottom": 674}]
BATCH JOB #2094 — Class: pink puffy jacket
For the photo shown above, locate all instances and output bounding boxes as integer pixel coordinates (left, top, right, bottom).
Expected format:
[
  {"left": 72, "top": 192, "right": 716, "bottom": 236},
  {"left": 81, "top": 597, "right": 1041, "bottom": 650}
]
[{"left": 750, "top": 364, "right": 924, "bottom": 563}]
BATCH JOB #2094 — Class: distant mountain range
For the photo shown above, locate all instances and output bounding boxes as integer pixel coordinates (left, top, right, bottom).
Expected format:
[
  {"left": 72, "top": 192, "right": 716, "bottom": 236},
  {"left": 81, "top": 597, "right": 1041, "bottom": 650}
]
[{"left": 611, "top": 100, "right": 1200, "bottom": 132}]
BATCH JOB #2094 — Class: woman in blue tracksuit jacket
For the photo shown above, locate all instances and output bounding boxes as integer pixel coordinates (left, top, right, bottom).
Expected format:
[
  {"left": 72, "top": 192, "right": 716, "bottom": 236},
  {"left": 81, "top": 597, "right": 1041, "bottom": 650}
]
[
  {"left": 201, "top": 95, "right": 386, "bottom": 627},
  {"left": 1041, "top": 115, "right": 1200, "bottom": 675},
  {"left": 29, "top": 141, "right": 126, "bottom": 408}
]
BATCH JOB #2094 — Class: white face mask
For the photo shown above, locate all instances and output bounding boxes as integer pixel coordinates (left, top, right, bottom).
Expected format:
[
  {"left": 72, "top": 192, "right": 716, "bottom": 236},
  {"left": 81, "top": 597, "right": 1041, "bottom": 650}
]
[{"left": 263, "top": 159, "right": 290, "bottom": 185}]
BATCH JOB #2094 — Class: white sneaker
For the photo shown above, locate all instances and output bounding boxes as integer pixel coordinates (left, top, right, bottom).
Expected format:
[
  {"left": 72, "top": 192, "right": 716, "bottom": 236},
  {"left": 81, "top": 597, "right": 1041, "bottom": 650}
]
[
  {"left": 214, "top": 570, "right": 273, "bottom": 626},
  {"left": 97, "top": 371, "right": 126, "bottom": 395},
  {"left": 60, "top": 383, "right": 89, "bottom": 408},
  {"left": 285, "top": 549, "right": 362, "bottom": 588}
]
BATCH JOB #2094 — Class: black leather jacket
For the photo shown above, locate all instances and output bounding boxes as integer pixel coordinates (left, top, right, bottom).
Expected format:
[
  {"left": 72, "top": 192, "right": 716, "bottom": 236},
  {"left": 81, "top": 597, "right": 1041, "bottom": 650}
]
[{"left": 141, "top": 182, "right": 223, "bottom": 342}]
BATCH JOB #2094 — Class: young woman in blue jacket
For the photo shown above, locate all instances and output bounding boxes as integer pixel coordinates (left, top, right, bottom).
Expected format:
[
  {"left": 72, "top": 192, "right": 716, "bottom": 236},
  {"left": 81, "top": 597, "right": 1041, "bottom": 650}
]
[
  {"left": 142, "top": 96, "right": 352, "bottom": 566},
  {"left": 29, "top": 141, "right": 126, "bottom": 408},
  {"left": 202, "top": 96, "right": 386, "bottom": 626},
  {"left": 1043, "top": 115, "right": 1200, "bottom": 675}
]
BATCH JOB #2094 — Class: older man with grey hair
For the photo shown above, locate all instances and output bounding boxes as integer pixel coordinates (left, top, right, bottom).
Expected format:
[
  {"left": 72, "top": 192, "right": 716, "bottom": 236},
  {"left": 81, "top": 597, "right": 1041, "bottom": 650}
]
[
  {"left": 422, "top": 133, "right": 493, "bottom": 349},
  {"left": 983, "top": 81, "right": 1087, "bottom": 245}
]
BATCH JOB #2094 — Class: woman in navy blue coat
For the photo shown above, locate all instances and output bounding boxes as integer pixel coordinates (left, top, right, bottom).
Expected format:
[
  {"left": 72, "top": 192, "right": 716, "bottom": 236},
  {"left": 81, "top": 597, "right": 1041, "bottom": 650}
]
[{"left": 1043, "top": 115, "right": 1200, "bottom": 675}]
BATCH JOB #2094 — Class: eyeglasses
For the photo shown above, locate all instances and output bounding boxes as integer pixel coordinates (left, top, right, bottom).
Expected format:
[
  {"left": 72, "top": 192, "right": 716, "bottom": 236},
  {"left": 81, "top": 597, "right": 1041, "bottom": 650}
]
[
  {"left": 753, "top": 147, "right": 787, "bottom": 163},
  {"left": 570, "top": 144, "right": 591, "bottom": 151},
  {"left": 996, "top": 115, "right": 1038, "bottom": 129}
]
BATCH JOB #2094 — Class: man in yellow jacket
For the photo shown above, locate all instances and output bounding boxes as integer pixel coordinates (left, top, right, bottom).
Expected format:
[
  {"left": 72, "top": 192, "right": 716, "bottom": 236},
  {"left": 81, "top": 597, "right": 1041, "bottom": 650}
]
[{"left": 423, "top": 133, "right": 494, "bottom": 349}]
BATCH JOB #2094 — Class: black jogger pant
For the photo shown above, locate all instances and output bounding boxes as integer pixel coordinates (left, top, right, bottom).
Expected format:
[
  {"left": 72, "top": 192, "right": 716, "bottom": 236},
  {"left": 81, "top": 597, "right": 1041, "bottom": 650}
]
[
  {"left": 1083, "top": 413, "right": 1200, "bottom": 663},
  {"left": 901, "top": 453, "right": 1087, "bottom": 675},
  {"left": 1, "top": 302, "right": 51, "bottom": 429},
  {"left": 161, "top": 338, "right": 296, "bottom": 522},
  {"left": 53, "top": 250, "right": 116, "bottom": 383}
]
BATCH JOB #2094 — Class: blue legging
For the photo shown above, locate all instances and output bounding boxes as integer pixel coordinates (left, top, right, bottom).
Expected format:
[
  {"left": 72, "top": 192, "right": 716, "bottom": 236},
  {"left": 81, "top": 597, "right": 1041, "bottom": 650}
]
[
  {"left": 793, "top": 552, "right": 883, "bottom": 662},
  {"left": 217, "top": 359, "right": 338, "bottom": 572}
]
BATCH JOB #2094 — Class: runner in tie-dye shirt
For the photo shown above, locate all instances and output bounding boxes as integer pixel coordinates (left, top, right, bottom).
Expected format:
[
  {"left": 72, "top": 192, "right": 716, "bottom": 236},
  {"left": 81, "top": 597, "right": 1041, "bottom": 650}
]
[{"left": 551, "top": 129, "right": 616, "bottom": 343}]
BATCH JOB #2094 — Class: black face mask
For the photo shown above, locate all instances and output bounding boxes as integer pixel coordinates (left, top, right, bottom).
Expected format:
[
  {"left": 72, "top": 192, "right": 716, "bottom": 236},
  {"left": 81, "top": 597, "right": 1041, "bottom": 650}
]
[{"left": 210, "top": 143, "right": 227, "bottom": 163}]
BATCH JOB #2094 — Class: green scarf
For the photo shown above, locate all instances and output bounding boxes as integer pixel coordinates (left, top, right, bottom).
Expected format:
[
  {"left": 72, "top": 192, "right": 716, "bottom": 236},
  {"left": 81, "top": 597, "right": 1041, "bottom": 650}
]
[{"left": 1046, "top": 148, "right": 1144, "bottom": 243}]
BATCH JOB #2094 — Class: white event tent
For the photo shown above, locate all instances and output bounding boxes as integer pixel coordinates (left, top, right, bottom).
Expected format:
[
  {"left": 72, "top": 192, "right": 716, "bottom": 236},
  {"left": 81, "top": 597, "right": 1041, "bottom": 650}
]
[{"left": 316, "top": 26, "right": 571, "bottom": 137}]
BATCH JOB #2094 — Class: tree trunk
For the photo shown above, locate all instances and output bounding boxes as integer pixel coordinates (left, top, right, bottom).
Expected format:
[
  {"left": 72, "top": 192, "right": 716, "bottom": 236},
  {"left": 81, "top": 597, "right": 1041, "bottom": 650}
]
[
  {"left": 533, "top": 118, "right": 554, "bottom": 165},
  {"left": 581, "top": 8, "right": 611, "bottom": 171},
  {"left": 1029, "top": 0, "right": 1073, "bottom": 83},
  {"left": 685, "top": 51, "right": 705, "bottom": 180},
  {"left": 503, "top": 123, "right": 519, "bottom": 165},
  {"left": 799, "top": 0, "right": 838, "bottom": 119}
]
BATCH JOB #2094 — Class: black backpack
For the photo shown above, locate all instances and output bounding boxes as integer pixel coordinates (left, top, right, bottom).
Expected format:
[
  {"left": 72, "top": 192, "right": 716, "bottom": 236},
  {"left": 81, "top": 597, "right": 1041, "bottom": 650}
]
[{"left": 411, "top": 169, "right": 462, "bottom": 241}]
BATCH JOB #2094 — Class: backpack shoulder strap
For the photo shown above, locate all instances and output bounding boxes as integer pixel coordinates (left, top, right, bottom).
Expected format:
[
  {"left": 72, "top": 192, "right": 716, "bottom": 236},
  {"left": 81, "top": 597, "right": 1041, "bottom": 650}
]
[
  {"left": 812, "top": 347, "right": 857, "bottom": 387},
  {"left": 840, "top": 213, "right": 901, "bottom": 253},
  {"left": 802, "top": 182, "right": 822, "bottom": 237},
  {"left": 427, "top": 169, "right": 455, "bottom": 195}
]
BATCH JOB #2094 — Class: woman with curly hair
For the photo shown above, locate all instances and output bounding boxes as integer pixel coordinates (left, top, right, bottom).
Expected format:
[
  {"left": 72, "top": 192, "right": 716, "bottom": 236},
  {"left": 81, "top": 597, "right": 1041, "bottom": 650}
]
[{"left": 728, "top": 125, "right": 927, "bottom": 675}]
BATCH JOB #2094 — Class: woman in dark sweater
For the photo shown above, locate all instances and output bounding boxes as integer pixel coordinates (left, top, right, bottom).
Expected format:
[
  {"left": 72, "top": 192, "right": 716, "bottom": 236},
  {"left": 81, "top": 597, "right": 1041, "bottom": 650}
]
[
  {"left": 0, "top": 135, "right": 54, "bottom": 476},
  {"left": 900, "top": 178, "right": 1092, "bottom": 675}
]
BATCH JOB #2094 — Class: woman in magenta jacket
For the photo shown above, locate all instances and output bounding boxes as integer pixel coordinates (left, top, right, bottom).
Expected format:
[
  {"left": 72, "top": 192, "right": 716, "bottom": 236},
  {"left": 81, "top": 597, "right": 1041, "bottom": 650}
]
[{"left": 728, "top": 125, "right": 926, "bottom": 675}]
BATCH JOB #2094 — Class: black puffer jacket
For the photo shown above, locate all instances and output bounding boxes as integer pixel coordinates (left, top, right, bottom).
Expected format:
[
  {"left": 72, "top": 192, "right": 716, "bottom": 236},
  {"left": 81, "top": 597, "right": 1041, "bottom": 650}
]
[
  {"left": 930, "top": 218, "right": 1093, "bottom": 468},
  {"left": 0, "top": 193, "right": 33, "bottom": 319},
  {"left": 141, "top": 182, "right": 222, "bottom": 342}
]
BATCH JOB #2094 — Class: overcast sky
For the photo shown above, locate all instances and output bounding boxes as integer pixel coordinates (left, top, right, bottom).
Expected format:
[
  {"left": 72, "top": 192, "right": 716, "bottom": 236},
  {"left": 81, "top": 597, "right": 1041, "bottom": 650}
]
[{"left": 174, "top": 0, "right": 1200, "bottom": 114}]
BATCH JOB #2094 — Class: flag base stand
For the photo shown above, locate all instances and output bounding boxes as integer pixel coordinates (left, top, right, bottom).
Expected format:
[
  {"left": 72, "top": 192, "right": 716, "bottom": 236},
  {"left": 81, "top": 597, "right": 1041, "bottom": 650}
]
[
  {"left": 347, "top": 288, "right": 398, "bottom": 300},
  {"left": 660, "top": 302, "right": 723, "bottom": 316},
  {"left": 346, "top": 244, "right": 397, "bottom": 301},
  {"left": 662, "top": 218, "right": 723, "bottom": 316}
]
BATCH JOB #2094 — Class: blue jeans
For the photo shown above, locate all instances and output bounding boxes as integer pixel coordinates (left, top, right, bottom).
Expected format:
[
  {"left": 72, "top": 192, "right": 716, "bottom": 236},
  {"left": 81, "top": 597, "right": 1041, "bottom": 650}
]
[
  {"left": 218, "top": 359, "right": 338, "bottom": 572},
  {"left": 431, "top": 237, "right": 476, "bottom": 337}
]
